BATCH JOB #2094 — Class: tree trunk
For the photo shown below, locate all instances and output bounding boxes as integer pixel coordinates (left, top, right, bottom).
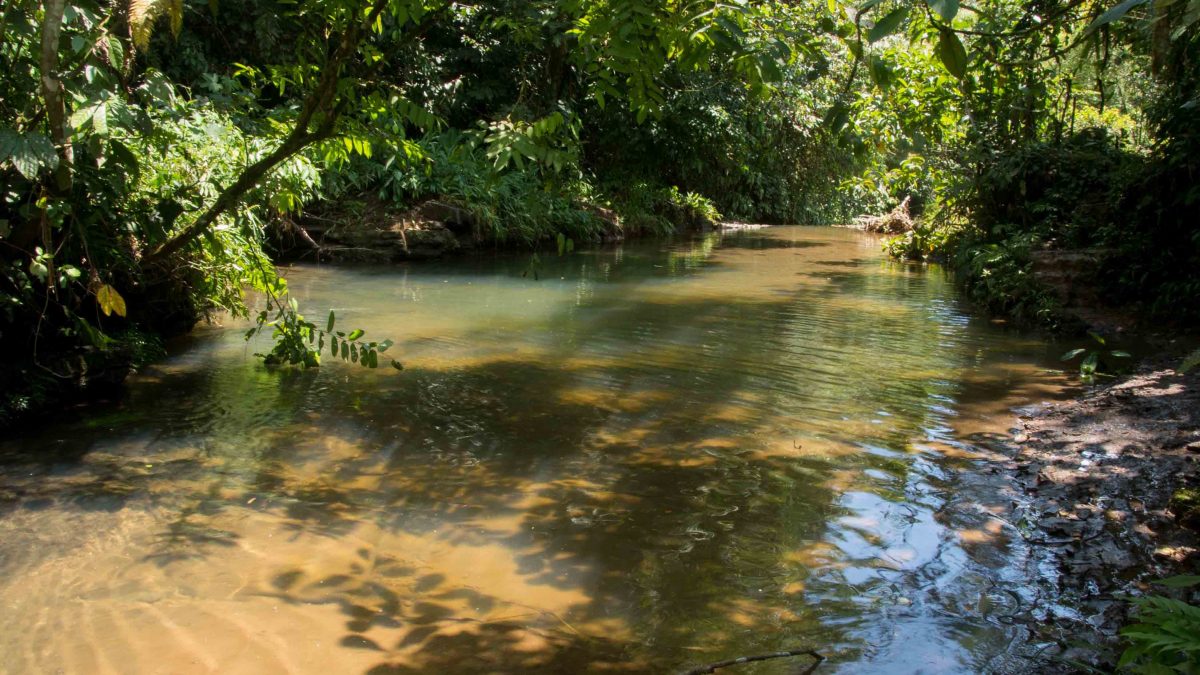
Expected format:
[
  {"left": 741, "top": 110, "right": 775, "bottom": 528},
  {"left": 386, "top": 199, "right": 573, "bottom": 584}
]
[{"left": 39, "top": 0, "right": 72, "bottom": 194}]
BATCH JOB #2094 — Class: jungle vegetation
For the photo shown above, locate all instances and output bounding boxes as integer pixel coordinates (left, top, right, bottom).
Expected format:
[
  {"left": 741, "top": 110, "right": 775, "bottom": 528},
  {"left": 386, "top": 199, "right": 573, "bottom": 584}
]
[{"left": 0, "top": 0, "right": 1197, "bottom": 422}]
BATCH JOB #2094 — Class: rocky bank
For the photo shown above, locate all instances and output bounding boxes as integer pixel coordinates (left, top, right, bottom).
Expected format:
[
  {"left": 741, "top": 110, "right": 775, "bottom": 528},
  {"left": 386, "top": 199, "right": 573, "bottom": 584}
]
[{"left": 1003, "top": 354, "right": 1200, "bottom": 669}]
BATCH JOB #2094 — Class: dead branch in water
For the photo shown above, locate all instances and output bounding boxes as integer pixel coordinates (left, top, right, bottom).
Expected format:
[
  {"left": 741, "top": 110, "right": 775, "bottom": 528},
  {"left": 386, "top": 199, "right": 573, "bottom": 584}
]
[
  {"left": 854, "top": 196, "right": 913, "bottom": 234},
  {"left": 680, "top": 648, "right": 825, "bottom": 675}
]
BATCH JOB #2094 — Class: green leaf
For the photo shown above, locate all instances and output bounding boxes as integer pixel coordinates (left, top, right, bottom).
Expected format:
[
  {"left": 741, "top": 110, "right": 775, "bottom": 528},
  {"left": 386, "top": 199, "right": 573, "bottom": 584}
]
[
  {"left": 0, "top": 130, "right": 18, "bottom": 161},
  {"left": 869, "top": 54, "right": 893, "bottom": 91},
  {"left": 823, "top": 102, "right": 850, "bottom": 133},
  {"left": 69, "top": 105, "right": 94, "bottom": 132},
  {"left": 91, "top": 101, "right": 109, "bottom": 136},
  {"left": 29, "top": 259, "right": 48, "bottom": 281},
  {"left": 96, "top": 284, "right": 127, "bottom": 317},
  {"left": 1061, "top": 348, "right": 1087, "bottom": 361},
  {"left": 936, "top": 29, "right": 968, "bottom": 79},
  {"left": 1180, "top": 348, "right": 1200, "bottom": 374},
  {"left": 929, "top": 0, "right": 959, "bottom": 22},
  {"left": 326, "top": 310, "right": 335, "bottom": 333},
  {"left": 868, "top": 7, "right": 909, "bottom": 43},
  {"left": 347, "top": 328, "right": 364, "bottom": 341},
  {"left": 0, "top": 129, "right": 58, "bottom": 181},
  {"left": 109, "top": 140, "right": 140, "bottom": 180},
  {"left": 1156, "top": 575, "right": 1200, "bottom": 588},
  {"left": 1110, "top": 350, "right": 1132, "bottom": 358},
  {"left": 391, "top": 359, "right": 404, "bottom": 371},
  {"left": 378, "top": 338, "right": 393, "bottom": 352},
  {"left": 1084, "top": 0, "right": 1150, "bottom": 36},
  {"left": 107, "top": 35, "right": 125, "bottom": 70}
]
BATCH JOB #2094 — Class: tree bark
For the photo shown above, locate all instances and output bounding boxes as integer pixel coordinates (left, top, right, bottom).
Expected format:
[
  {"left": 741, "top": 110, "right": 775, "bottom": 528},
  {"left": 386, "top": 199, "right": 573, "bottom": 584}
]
[{"left": 40, "top": 0, "right": 73, "bottom": 194}]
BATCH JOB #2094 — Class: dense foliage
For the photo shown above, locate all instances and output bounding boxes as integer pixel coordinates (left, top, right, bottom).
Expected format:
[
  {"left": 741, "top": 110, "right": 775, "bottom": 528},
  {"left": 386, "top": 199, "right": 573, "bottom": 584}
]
[
  {"left": 1, "top": 0, "right": 1197, "bottom": 424},
  {"left": 0, "top": 0, "right": 837, "bottom": 422},
  {"left": 851, "top": 0, "right": 1200, "bottom": 327}
]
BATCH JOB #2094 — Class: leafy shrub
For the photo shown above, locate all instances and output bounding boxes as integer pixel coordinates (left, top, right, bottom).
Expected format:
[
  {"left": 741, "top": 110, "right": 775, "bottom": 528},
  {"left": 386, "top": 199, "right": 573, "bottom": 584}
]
[
  {"left": 658, "top": 186, "right": 722, "bottom": 228},
  {"left": 968, "top": 129, "right": 1140, "bottom": 249},
  {"left": 952, "top": 234, "right": 1066, "bottom": 328},
  {"left": 884, "top": 220, "right": 958, "bottom": 260},
  {"left": 1119, "top": 577, "right": 1200, "bottom": 673}
]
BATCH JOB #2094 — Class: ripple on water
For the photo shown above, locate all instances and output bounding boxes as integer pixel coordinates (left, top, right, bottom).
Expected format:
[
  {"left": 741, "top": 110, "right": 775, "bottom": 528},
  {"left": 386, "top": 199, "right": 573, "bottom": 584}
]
[{"left": 0, "top": 226, "right": 1073, "bottom": 673}]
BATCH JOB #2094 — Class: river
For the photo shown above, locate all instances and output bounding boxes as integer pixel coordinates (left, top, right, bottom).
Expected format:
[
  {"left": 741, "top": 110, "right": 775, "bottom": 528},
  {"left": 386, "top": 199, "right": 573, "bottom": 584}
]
[{"left": 0, "top": 226, "right": 1074, "bottom": 673}]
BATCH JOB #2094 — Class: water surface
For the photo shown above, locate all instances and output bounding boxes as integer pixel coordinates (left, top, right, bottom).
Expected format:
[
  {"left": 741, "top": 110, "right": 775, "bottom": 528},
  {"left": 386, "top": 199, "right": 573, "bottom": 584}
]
[{"left": 0, "top": 226, "right": 1071, "bottom": 673}]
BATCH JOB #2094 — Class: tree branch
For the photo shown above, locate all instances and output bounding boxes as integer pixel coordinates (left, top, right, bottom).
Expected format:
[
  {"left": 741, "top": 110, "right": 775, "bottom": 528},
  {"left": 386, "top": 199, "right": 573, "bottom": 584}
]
[{"left": 142, "top": 0, "right": 390, "bottom": 265}]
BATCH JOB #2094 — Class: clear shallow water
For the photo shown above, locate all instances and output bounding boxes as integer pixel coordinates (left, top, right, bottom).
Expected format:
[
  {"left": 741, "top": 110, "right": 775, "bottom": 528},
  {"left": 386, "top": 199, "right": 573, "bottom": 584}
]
[{"left": 0, "top": 226, "right": 1073, "bottom": 674}]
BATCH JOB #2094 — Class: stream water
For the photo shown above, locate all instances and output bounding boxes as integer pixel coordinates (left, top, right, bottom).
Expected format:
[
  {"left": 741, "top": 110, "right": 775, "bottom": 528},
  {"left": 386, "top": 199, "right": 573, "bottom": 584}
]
[{"left": 0, "top": 226, "right": 1076, "bottom": 674}]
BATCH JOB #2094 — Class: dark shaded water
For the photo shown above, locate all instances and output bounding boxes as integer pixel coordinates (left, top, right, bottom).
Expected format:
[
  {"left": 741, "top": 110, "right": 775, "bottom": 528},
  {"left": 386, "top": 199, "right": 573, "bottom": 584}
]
[{"left": 0, "top": 226, "right": 1072, "bottom": 673}]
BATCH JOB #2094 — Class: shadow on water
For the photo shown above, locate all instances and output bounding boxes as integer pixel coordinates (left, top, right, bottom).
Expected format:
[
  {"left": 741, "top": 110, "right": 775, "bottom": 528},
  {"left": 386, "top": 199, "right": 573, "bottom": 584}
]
[
  {"left": 0, "top": 226, "right": 1073, "bottom": 673},
  {"left": 713, "top": 235, "right": 830, "bottom": 251}
]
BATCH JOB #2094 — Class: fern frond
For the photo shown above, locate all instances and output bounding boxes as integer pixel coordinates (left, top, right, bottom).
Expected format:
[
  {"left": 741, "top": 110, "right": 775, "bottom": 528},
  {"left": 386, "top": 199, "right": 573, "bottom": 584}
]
[
  {"left": 168, "top": 0, "right": 183, "bottom": 36},
  {"left": 1121, "top": 595, "right": 1200, "bottom": 672},
  {"left": 128, "top": 0, "right": 184, "bottom": 49},
  {"left": 129, "top": 0, "right": 156, "bottom": 49}
]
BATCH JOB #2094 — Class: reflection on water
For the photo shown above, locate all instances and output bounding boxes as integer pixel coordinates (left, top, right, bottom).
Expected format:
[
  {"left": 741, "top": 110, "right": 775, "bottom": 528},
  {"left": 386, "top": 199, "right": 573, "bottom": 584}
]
[{"left": 0, "top": 227, "right": 1072, "bottom": 673}]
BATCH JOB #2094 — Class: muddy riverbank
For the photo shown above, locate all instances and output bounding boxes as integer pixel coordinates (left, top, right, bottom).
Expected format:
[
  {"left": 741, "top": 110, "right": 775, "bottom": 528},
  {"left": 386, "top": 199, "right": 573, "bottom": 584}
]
[{"left": 997, "top": 351, "right": 1200, "bottom": 670}]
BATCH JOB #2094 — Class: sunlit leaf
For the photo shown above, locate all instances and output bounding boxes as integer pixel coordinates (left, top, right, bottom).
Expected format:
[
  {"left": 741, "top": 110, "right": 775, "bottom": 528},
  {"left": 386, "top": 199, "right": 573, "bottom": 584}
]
[{"left": 96, "top": 284, "right": 127, "bottom": 317}]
